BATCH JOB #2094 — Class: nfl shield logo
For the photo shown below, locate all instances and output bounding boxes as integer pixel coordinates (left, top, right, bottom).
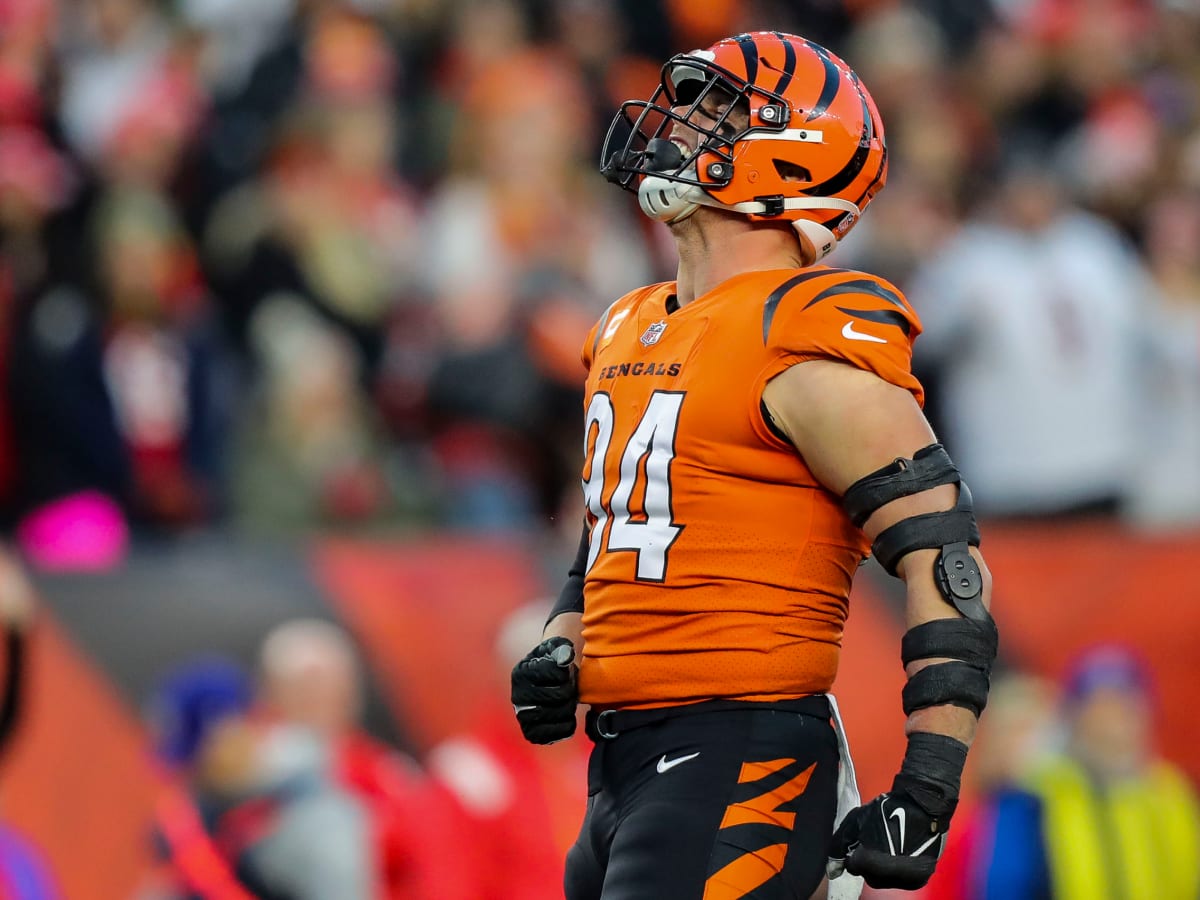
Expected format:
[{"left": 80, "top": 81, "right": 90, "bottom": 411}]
[{"left": 640, "top": 320, "right": 668, "bottom": 347}]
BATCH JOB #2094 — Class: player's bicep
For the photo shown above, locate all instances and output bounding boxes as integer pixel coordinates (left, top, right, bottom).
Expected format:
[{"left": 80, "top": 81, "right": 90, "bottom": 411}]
[
  {"left": 762, "top": 358, "right": 983, "bottom": 585},
  {"left": 763, "top": 358, "right": 939, "bottom": 507}
]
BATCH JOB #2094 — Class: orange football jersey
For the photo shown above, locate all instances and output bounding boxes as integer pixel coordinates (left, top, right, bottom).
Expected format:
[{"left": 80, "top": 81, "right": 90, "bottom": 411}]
[{"left": 577, "top": 265, "right": 924, "bottom": 710}]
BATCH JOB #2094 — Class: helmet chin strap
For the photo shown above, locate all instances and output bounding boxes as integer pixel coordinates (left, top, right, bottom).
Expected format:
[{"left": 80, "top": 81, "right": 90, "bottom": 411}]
[
  {"left": 637, "top": 171, "right": 704, "bottom": 223},
  {"left": 636, "top": 179, "right": 859, "bottom": 263}
]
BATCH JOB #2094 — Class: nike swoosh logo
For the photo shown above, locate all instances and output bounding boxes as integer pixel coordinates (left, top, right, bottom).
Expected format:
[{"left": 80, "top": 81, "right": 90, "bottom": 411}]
[
  {"left": 842, "top": 321, "right": 887, "bottom": 343},
  {"left": 911, "top": 832, "right": 941, "bottom": 857},
  {"left": 889, "top": 806, "right": 906, "bottom": 853},
  {"left": 656, "top": 752, "right": 700, "bottom": 774}
]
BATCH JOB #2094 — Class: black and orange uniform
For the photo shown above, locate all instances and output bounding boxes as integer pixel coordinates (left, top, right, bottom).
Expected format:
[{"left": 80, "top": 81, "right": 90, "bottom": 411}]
[{"left": 566, "top": 266, "right": 923, "bottom": 900}]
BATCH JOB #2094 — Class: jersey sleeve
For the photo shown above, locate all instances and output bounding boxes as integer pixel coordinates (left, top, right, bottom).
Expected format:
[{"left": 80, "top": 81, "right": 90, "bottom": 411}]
[
  {"left": 761, "top": 271, "right": 925, "bottom": 404},
  {"left": 582, "top": 316, "right": 603, "bottom": 372}
]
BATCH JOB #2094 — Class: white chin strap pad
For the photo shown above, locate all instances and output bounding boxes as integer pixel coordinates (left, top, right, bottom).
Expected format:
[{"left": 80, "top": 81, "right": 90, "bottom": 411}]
[
  {"left": 638, "top": 175, "right": 702, "bottom": 224},
  {"left": 793, "top": 219, "right": 841, "bottom": 265}
]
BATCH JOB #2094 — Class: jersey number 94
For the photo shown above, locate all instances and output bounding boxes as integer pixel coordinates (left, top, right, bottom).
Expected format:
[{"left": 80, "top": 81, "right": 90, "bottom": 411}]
[{"left": 583, "top": 390, "right": 686, "bottom": 582}]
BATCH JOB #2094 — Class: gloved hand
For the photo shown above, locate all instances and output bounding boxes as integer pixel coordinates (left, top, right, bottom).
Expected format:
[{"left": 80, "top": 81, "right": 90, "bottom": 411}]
[
  {"left": 826, "top": 788, "right": 951, "bottom": 891},
  {"left": 511, "top": 636, "right": 578, "bottom": 744}
]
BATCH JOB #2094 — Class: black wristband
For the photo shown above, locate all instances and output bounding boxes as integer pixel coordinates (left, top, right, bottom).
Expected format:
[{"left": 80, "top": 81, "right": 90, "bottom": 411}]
[
  {"left": 892, "top": 732, "right": 968, "bottom": 820},
  {"left": 0, "top": 627, "right": 25, "bottom": 756}
]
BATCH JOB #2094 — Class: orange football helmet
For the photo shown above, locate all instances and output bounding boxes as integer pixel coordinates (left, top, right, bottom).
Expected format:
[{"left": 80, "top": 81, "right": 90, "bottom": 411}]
[{"left": 601, "top": 31, "right": 887, "bottom": 263}]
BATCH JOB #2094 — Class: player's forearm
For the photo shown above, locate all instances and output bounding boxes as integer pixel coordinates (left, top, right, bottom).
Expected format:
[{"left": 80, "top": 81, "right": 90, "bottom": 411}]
[
  {"left": 543, "top": 611, "right": 583, "bottom": 654},
  {"left": 899, "top": 546, "right": 994, "bottom": 746}
]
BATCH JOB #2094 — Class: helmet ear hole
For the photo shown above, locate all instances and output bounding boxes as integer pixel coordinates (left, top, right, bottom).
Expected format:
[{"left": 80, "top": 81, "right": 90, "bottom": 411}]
[
  {"left": 673, "top": 78, "right": 704, "bottom": 106},
  {"left": 773, "top": 159, "right": 811, "bottom": 184}
]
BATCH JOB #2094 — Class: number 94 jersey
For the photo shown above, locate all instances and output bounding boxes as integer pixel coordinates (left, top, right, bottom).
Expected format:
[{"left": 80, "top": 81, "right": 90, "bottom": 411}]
[{"left": 577, "top": 266, "right": 924, "bottom": 710}]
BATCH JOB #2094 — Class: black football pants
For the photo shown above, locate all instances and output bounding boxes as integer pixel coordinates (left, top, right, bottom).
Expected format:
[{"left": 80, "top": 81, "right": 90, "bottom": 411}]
[{"left": 565, "top": 697, "right": 839, "bottom": 900}]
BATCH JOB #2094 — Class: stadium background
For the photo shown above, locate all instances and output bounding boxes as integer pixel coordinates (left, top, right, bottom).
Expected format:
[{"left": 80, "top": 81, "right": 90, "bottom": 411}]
[{"left": 0, "top": 0, "right": 1198, "bottom": 897}]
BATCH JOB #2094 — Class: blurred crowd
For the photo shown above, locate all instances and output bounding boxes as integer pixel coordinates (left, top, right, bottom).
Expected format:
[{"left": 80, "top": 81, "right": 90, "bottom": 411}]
[{"left": 1, "top": 0, "right": 1199, "bottom": 566}]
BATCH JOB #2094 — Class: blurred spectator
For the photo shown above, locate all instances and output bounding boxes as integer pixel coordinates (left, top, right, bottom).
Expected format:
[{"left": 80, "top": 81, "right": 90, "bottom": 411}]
[
  {"left": 1126, "top": 191, "right": 1200, "bottom": 527},
  {"left": 427, "top": 601, "right": 589, "bottom": 900},
  {"left": 230, "top": 296, "right": 397, "bottom": 532},
  {"left": 423, "top": 47, "right": 652, "bottom": 346},
  {"left": 201, "top": 8, "right": 418, "bottom": 362},
  {"left": 256, "top": 618, "right": 474, "bottom": 900},
  {"left": 94, "top": 187, "right": 229, "bottom": 526},
  {"left": 146, "top": 655, "right": 375, "bottom": 900},
  {"left": 0, "top": 123, "right": 75, "bottom": 523},
  {"left": 908, "top": 159, "right": 1150, "bottom": 517},
  {"left": 55, "top": 0, "right": 180, "bottom": 165},
  {"left": 7, "top": 183, "right": 230, "bottom": 565},
  {"left": 941, "top": 646, "right": 1200, "bottom": 899},
  {"left": 425, "top": 271, "right": 593, "bottom": 531}
]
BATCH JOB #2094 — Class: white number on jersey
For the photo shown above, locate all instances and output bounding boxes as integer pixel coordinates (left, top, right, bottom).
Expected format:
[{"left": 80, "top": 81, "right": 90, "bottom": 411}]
[{"left": 582, "top": 390, "right": 684, "bottom": 582}]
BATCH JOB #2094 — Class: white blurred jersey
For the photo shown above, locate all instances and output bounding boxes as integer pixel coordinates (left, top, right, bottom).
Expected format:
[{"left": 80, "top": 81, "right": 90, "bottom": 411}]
[{"left": 910, "top": 212, "right": 1148, "bottom": 516}]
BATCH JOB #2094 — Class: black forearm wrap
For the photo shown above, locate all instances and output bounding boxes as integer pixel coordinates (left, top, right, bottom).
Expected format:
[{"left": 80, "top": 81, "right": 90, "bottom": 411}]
[
  {"left": 901, "top": 618, "right": 999, "bottom": 672},
  {"left": 892, "top": 732, "right": 969, "bottom": 820},
  {"left": 547, "top": 525, "right": 589, "bottom": 625},
  {"left": 902, "top": 662, "right": 990, "bottom": 717},
  {"left": 842, "top": 444, "right": 960, "bottom": 527}
]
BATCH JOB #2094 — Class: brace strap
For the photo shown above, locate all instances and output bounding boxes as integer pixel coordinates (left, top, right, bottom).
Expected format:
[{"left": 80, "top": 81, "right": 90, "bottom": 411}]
[
  {"left": 901, "top": 618, "right": 999, "bottom": 672},
  {"left": 872, "top": 482, "right": 981, "bottom": 576},
  {"left": 842, "top": 444, "right": 960, "bottom": 528},
  {"left": 902, "top": 662, "right": 990, "bottom": 717}
]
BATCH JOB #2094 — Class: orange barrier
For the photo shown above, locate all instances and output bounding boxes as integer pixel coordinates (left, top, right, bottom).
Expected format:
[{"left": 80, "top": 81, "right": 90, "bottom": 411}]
[{"left": 0, "top": 618, "right": 157, "bottom": 900}]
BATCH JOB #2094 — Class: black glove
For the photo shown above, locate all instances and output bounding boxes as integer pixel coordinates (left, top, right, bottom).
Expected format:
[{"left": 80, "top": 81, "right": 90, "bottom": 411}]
[
  {"left": 511, "top": 636, "right": 578, "bottom": 744},
  {"left": 826, "top": 789, "right": 949, "bottom": 890},
  {"left": 827, "top": 732, "right": 966, "bottom": 890}
]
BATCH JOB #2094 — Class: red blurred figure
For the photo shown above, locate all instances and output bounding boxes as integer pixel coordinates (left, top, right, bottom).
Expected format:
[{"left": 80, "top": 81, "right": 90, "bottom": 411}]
[
  {"left": 428, "top": 603, "right": 589, "bottom": 899},
  {"left": 257, "top": 619, "right": 475, "bottom": 900}
]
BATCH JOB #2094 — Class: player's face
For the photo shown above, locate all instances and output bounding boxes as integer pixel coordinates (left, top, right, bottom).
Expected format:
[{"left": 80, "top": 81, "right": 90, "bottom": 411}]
[{"left": 668, "top": 85, "right": 747, "bottom": 157}]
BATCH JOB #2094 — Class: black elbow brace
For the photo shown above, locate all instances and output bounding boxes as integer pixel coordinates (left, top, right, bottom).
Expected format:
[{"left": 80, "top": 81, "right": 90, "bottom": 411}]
[
  {"left": 842, "top": 444, "right": 988, "bottom": 623},
  {"left": 844, "top": 444, "right": 998, "bottom": 718}
]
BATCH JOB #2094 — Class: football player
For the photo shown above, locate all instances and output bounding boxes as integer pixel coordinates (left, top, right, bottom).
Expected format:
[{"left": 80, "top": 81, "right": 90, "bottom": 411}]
[{"left": 512, "top": 31, "right": 997, "bottom": 899}]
